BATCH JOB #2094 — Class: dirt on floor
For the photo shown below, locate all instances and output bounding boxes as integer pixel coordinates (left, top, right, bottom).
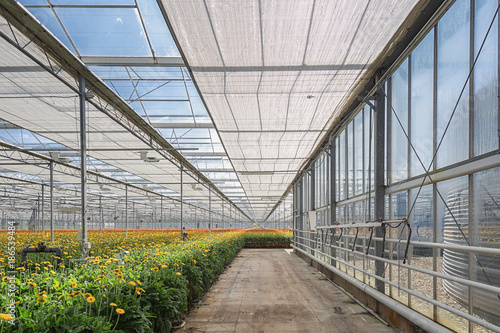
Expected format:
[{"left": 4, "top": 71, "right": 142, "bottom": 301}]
[{"left": 181, "top": 249, "right": 399, "bottom": 333}]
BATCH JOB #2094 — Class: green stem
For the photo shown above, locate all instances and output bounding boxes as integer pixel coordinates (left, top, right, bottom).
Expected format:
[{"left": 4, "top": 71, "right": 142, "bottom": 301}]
[
  {"left": 111, "top": 314, "right": 120, "bottom": 331},
  {"left": 97, "top": 297, "right": 102, "bottom": 318},
  {"left": 108, "top": 308, "right": 113, "bottom": 325}
]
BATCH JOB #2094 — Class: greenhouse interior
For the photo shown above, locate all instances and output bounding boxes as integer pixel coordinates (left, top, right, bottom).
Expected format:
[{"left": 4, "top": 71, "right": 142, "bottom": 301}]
[{"left": 1, "top": 0, "right": 500, "bottom": 332}]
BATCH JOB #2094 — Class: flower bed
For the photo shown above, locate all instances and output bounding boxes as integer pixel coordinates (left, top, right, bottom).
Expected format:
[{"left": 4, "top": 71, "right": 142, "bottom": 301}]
[
  {"left": 242, "top": 229, "right": 292, "bottom": 248},
  {"left": 0, "top": 229, "right": 291, "bottom": 332}
]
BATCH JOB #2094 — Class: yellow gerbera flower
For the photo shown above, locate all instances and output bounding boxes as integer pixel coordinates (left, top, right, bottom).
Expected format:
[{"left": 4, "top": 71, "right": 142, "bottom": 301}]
[
  {"left": 86, "top": 296, "right": 96, "bottom": 303},
  {"left": 116, "top": 308, "right": 125, "bottom": 315},
  {"left": 0, "top": 313, "right": 13, "bottom": 321}
]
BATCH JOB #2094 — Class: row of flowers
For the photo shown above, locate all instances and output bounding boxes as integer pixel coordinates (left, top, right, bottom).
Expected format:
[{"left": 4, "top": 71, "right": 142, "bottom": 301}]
[{"left": 0, "top": 229, "right": 290, "bottom": 332}]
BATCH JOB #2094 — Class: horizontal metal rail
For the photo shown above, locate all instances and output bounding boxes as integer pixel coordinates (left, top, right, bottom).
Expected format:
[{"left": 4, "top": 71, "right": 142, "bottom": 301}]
[
  {"left": 315, "top": 219, "right": 407, "bottom": 229},
  {"left": 292, "top": 228, "right": 500, "bottom": 257},
  {"left": 293, "top": 244, "right": 500, "bottom": 332},
  {"left": 293, "top": 245, "right": 454, "bottom": 333}
]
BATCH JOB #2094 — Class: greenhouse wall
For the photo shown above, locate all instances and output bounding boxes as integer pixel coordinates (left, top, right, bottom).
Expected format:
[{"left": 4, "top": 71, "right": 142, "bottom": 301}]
[{"left": 293, "top": 0, "right": 500, "bottom": 332}]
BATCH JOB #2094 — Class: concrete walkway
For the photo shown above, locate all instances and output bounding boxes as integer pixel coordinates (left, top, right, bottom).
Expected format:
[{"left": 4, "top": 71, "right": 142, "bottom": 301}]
[{"left": 182, "top": 249, "right": 399, "bottom": 333}]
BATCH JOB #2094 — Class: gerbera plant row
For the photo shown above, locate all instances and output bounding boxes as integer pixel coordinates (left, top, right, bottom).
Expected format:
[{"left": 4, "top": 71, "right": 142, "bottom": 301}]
[{"left": 0, "top": 229, "right": 291, "bottom": 332}]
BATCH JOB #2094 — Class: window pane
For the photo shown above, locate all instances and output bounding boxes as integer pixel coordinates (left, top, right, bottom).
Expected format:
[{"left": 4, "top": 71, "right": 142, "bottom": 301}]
[
  {"left": 474, "top": 0, "right": 499, "bottom": 156},
  {"left": 354, "top": 202, "right": 363, "bottom": 223},
  {"left": 435, "top": 175, "right": 470, "bottom": 330},
  {"left": 339, "top": 132, "right": 346, "bottom": 200},
  {"left": 136, "top": 0, "right": 180, "bottom": 57},
  {"left": 436, "top": 0, "right": 470, "bottom": 167},
  {"left": 410, "top": 32, "right": 434, "bottom": 177},
  {"left": 391, "top": 59, "right": 409, "bottom": 182},
  {"left": 347, "top": 122, "right": 354, "bottom": 198},
  {"left": 26, "top": 8, "right": 77, "bottom": 54},
  {"left": 473, "top": 167, "right": 500, "bottom": 324},
  {"left": 390, "top": 192, "right": 408, "bottom": 239},
  {"left": 354, "top": 112, "right": 363, "bottom": 195},
  {"left": 410, "top": 184, "right": 433, "bottom": 242},
  {"left": 391, "top": 192, "right": 408, "bottom": 221},
  {"left": 437, "top": 176, "right": 468, "bottom": 245},
  {"left": 56, "top": 8, "right": 151, "bottom": 56},
  {"left": 336, "top": 136, "right": 340, "bottom": 201},
  {"left": 338, "top": 205, "right": 345, "bottom": 223},
  {"left": 474, "top": 167, "right": 500, "bottom": 249},
  {"left": 364, "top": 106, "right": 374, "bottom": 192}
]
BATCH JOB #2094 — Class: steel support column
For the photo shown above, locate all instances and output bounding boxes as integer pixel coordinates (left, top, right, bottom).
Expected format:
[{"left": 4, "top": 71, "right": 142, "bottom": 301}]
[
  {"left": 79, "top": 74, "right": 88, "bottom": 258},
  {"left": 50, "top": 161, "right": 54, "bottom": 243},
  {"left": 160, "top": 196, "right": 163, "bottom": 232},
  {"left": 41, "top": 185, "right": 44, "bottom": 235},
  {"left": 36, "top": 195, "right": 40, "bottom": 232},
  {"left": 125, "top": 185, "right": 128, "bottom": 236},
  {"left": 209, "top": 189, "right": 212, "bottom": 235},
  {"left": 180, "top": 161, "right": 183, "bottom": 238},
  {"left": 99, "top": 196, "right": 103, "bottom": 233},
  {"left": 374, "top": 86, "right": 386, "bottom": 294}
]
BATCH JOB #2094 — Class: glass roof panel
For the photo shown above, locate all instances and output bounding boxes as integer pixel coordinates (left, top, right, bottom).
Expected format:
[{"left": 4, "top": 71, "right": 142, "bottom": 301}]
[
  {"left": 26, "top": 8, "right": 76, "bottom": 54},
  {"left": 51, "top": 0, "right": 135, "bottom": 4},
  {"left": 55, "top": 7, "right": 150, "bottom": 56},
  {"left": 136, "top": 0, "right": 179, "bottom": 57},
  {"left": 6, "top": 3, "right": 256, "bottom": 219},
  {"left": 130, "top": 82, "right": 189, "bottom": 100},
  {"left": 92, "top": 66, "right": 185, "bottom": 80},
  {"left": 132, "top": 101, "right": 193, "bottom": 117},
  {"left": 21, "top": 0, "right": 48, "bottom": 5}
]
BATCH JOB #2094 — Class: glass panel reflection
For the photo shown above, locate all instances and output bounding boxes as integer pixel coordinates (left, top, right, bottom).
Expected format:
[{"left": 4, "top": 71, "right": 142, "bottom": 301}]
[
  {"left": 473, "top": 0, "right": 499, "bottom": 156},
  {"left": 436, "top": 0, "right": 470, "bottom": 168},
  {"left": 391, "top": 59, "right": 409, "bottom": 182},
  {"left": 55, "top": 8, "right": 150, "bottom": 56},
  {"left": 410, "top": 32, "right": 434, "bottom": 177}
]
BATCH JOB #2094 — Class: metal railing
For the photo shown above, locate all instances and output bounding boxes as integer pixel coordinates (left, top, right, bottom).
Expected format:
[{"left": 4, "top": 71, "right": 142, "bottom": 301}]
[{"left": 292, "top": 227, "right": 500, "bottom": 332}]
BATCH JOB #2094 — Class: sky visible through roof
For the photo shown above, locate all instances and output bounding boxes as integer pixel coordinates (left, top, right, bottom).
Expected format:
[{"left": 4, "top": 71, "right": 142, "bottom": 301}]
[{"left": 10, "top": 0, "right": 255, "bottom": 220}]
